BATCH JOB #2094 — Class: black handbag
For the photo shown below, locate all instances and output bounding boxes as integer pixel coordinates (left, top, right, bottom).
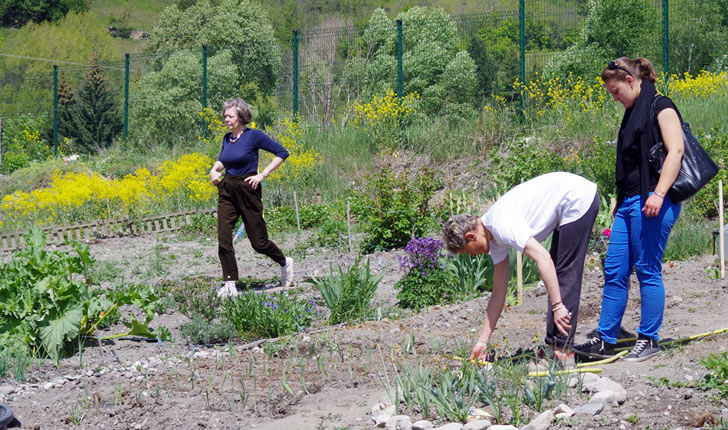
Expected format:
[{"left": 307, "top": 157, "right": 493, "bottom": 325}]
[{"left": 647, "top": 96, "right": 719, "bottom": 203}]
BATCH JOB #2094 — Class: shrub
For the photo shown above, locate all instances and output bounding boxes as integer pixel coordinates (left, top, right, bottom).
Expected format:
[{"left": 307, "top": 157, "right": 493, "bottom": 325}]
[
  {"left": 223, "top": 291, "right": 317, "bottom": 339},
  {"left": 356, "top": 167, "right": 439, "bottom": 253},
  {"left": 310, "top": 257, "right": 382, "bottom": 325},
  {"left": 395, "top": 237, "right": 457, "bottom": 309}
]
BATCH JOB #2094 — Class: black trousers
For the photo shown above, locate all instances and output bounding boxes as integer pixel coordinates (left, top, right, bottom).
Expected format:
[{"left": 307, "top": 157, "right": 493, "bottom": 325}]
[
  {"left": 545, "top": 192, "right": 600, "bottom": 347},
  {"left": 217, "top": 174, "right": 286, "bottom": 281}
]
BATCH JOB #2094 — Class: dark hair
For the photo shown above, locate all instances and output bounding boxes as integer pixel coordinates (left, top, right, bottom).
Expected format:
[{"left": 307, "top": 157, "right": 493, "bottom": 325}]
[
  {"left": 601, "top": 57, "right": 657, "bottom": 83},
  {"left": 221, "top": 98, "right": 252, "bottom": 125}
]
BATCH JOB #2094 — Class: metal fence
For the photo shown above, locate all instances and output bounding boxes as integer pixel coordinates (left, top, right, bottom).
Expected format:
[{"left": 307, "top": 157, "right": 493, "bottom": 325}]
[{"left": 0, "top": 0, "right": 725, "bottom": 154}]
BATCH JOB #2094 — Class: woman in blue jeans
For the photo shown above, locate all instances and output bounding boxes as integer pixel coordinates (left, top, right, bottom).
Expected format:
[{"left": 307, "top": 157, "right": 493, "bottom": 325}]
[{"left": 573, "top": 57, "right": 684, "bottom": 362}]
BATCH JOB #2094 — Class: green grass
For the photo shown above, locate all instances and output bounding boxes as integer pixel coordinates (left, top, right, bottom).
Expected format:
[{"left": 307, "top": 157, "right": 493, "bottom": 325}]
[{"left": 90, "top": 0, "right": 177, "bottom": 31}]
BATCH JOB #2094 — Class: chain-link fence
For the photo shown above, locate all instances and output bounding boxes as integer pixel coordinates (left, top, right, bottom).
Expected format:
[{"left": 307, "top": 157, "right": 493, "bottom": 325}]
[{"left": 1, "top": 0, "right": 725, "bottom": 157}]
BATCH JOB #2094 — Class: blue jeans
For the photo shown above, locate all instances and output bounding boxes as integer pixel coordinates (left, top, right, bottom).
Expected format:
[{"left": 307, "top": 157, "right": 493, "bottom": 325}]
[{"left": 597, "top": 193, "right": 680, "bottom": 344}]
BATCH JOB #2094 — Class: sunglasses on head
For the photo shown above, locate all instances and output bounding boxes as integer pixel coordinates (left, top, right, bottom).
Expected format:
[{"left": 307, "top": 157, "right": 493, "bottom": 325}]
[{"left": 608, "top": 60, "right": 632, "bottom": 77}]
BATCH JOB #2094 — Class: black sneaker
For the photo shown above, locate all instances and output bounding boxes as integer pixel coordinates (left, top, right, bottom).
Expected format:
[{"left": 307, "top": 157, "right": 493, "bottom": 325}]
[
  {"left": 624, "top": 334, "right": 660, "bottom": 362},
  {"left": 572, "top": 336, "right": 615, "bottom": 360}
]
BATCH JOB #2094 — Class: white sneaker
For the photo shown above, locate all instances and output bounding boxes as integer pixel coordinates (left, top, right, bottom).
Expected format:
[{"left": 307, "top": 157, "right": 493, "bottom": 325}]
[
  {"left": 217, "top": 280, "right": 238, "bottom": 298},
  {"left": 281, "top": 257, "right": 294, "bottom": 287}
]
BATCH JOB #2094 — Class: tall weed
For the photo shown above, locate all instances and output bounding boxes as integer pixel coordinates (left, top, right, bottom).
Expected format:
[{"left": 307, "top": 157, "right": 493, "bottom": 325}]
[{"left": 310, "top": 257, "right": 382, "bottom": 325}]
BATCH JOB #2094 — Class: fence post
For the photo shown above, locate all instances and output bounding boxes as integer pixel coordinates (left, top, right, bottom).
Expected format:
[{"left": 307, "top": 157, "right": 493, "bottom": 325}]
[
  {"left": 396, "top": 19, "right": 403, "bottom": 100},
  {"left": 123, "top": 53, "right": 129, "bottom": 144},
  {"left": 53, "top": 64, "right": 58, "bottom": 157},
  {"left": 202, "top": 44, "right": 208, "bottom": 138},
  {"left": 662, "top": 0, "right": 669, "bottom": 94},
  {"left": 519, "top": 0, "right": 526, "bottom": 115},
  {"left": 292, "top": 30, "right": 299, "bottom": 120}
]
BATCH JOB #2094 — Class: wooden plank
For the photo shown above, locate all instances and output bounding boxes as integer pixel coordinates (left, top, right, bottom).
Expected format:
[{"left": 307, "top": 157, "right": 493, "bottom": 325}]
[{"left": 161, "top": 217, "right": 169, "bottom": 231}]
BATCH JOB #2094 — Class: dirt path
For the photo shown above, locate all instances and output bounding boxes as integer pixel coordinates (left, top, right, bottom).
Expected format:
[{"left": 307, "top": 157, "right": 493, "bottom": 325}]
[{"left": 1, "top": 231, "right": 727, "bottom": 429}]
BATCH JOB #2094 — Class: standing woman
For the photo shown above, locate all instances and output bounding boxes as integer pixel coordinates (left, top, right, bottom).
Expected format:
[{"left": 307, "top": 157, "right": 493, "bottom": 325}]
[
  {"left": 574, "top": 58, "right": 684, "bottom": 362},
  {"left": 209, "top": 98, "right": 293, "bottom": 298}
]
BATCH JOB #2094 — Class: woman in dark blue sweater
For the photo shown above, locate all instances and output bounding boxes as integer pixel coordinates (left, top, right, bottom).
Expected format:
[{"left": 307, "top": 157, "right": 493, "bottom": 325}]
[{"left": 209, "top": 98, "right": 293, "bottom": 298}]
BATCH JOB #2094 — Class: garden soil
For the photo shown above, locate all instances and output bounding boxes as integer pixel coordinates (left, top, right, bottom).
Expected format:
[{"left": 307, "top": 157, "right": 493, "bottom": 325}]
[{"left": 1, "top": 229, "right": 727, "bottom": 429}]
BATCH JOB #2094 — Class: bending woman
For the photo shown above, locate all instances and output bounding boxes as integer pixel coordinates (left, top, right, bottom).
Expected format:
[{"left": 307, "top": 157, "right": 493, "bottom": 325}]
[
  {"left": 209, "top": 98, "right": 293, "bottom": 298},
  {"left": 574, "top": 57, "right": 684, "bottom": 362}
]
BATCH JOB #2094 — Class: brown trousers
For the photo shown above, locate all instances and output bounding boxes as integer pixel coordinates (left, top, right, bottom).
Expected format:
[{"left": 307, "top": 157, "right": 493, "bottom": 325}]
[{"left": 217, "top": 174, "right": 286, "bottom": 281}]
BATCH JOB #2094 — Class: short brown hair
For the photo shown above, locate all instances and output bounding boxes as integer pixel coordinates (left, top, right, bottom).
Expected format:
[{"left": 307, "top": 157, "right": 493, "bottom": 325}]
[
  {"left": 442, "top": 214, "right": 480, "bottom": 253},
  {"left": 221, "top": 98, "right": 252, "bottom": 125}
]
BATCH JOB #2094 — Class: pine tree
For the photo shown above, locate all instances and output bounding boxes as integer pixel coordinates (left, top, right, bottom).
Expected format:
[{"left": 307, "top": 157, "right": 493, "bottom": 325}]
[
  {"left": 71, "top": 53, "right": 123, "bottom": 153},
  {"left": 57, "top": 72, "right": 78, "bottom": 141}
]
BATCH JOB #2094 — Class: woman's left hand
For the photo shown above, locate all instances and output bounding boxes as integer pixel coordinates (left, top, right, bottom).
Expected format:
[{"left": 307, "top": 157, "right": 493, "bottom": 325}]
[
  {"left": 244, "top": 173, "right": 265, "bottom": 190},
  {"left": 642, "top": 194, "right": 664, "bottom": 217},
  {"left": 553, "top": 307, "right": 571, "bottom": 336}
]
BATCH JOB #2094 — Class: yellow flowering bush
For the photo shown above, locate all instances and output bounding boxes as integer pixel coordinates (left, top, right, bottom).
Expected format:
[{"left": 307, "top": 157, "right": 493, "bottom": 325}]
[
  {"left": 1, "top": 153, "right": 215, "bottom": 230},
  {"left": 259, "top": 118, "right": 319, "bottom": 185},
  {"left": 351, "top": 89, "right": 419, "bottom": 150},
  {"left": 666, "top": 71, "right": 728, "bottom": 100},
  {"left": 514, "top": 74, "right": 607, "bottom": 122}
]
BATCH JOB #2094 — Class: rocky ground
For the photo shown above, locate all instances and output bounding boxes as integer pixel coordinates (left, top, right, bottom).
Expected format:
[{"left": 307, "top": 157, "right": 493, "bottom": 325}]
[{"left": 1, "top": 228, "right": 727, "bottom": 430}]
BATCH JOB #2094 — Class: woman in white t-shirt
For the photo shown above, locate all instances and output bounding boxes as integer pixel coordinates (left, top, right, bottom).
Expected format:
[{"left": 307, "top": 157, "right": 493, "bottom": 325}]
[{"left": 442, "top": 172, "right": 600, "bottom": 362}]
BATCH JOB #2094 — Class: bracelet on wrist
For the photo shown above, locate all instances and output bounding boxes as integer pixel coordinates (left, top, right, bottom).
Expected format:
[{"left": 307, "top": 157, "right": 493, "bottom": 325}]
[
  {"left": 654, "top": 190, "right": 665, "bottom": 198},
  {"left": 552, "top": 304, "right": 564, "bottom": 313}
]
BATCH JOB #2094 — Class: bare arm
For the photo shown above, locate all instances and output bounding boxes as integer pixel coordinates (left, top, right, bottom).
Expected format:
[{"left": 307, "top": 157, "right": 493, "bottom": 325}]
[
  {"left": 209, "top": 160, "right": 225, "bottom": 185},
  {"left": 643, "top": 108, "right": 684, "bottom": 216},
  {"left": 470, "top": 258, "right": 510, "bottom": 360},
  {"left": 244, "top": 156, "right": 285, "bottom": 190},
  {"left": 523, "top": 237, "right": 570, "bottom": 335}
]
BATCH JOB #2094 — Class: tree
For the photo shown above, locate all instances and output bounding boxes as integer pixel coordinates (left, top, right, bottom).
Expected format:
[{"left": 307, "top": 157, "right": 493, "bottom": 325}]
[
  {"left": 0, "top": 0, "right": 88, "bottom": 28},
  {"left": 67, "top": 54, "right": 123, "bottom": 153},
  {"left": 544, "top": 0, "right": 659, "bottom": 79},
  {"left": 130, "top": 49, "right": 238, "bottom": 144},
  {"left": 0, "top": 12, "right": 120, "bottom": 117},
  {"left": 57, "top": 72, "right": 77, "bottom": 141},
  {"left": 361, "top": 7, "right": 478, "bottom": 116},
  {"left": 145, "top": 0, "right": 281, "bottom": 95},
  {"left": 669, "top": 0, "right": 728, "bottom": 74}
]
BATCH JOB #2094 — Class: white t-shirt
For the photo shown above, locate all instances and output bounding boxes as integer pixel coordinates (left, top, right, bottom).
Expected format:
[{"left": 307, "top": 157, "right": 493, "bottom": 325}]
[{"left": 481, "top": 172, "right": 598, "bottom": 264}]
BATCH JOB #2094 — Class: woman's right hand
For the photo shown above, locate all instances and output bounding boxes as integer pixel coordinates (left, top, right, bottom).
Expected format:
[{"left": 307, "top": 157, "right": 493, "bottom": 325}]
[
  {"left": 469, "top": 341, "right": 489, "bottom": 362},
  {"left": 210, "top": 170, "right": 222, "bottom": 185}
]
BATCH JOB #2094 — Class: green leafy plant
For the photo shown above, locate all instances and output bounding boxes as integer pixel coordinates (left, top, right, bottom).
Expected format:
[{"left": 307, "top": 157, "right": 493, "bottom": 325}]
[
  {"left": 395, "top": 237, "right": 457, "bottom": 310},
  {"left": 180, "top": 315, "right": 237, "bottom": 345},
  {"left": 0, "top": 228, "right": 165, "bottom": 363},
  {"left": 700, "top": 352, "right": 728, "bottom": 400},
  {"left": 223, "top": 291, "right": 317, "bottom": 339},
  {"left": 355, "top": 167, "right": 439, "bottom": 254},
  {"left": 447, "top": 253, "right": 494, "bottom": 297},
  {"left": 310, "top": 257, "right": 382, "bottom": 325}
]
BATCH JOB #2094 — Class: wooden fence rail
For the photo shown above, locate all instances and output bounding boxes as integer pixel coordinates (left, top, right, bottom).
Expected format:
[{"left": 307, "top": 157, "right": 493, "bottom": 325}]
[{"left": 0, "top": 209, "right": 215, "bottom": 253}]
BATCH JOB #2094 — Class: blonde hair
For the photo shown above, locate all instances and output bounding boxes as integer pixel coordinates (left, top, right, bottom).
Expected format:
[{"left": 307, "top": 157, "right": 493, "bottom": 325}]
[{"left": 442, "top": 214, "right": 480, "bottom": 253}]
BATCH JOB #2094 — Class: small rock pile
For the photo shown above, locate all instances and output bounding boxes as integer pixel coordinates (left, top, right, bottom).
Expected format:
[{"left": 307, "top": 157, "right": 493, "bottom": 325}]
[{"left": 368, "top": 373, "right": 627, "bottom": 430}]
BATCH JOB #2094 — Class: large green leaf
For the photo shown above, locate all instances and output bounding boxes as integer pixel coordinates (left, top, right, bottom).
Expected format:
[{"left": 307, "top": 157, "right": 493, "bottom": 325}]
[{"left": 39, "top": 304, "right": 84, "bottom": 357}]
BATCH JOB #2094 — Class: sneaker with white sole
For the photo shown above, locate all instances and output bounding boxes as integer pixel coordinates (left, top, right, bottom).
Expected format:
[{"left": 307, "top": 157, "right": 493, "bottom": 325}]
[
  {"left": 624, "top": 334, "right": 660, "bottom": 362},
  {"left": 281, "top": 257, "right": 294, "bottom": 287},
  {"left": 572, "top": 336, "right": 615, "bottom": 360},
  {"left": 217, "top": 280, "right": 239, "bottom": 299}
]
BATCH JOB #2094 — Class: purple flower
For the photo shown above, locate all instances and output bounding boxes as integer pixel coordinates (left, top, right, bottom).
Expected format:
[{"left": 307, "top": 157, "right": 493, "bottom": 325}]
[
  {"left": 265, "top": 302, "right": 271, "bottom": 307},
  {"left": 272, "top": 304, "right": 279, "bottom": 311},
  {"left": 400, "top": 237, "right": 446, "bottom": 275}
]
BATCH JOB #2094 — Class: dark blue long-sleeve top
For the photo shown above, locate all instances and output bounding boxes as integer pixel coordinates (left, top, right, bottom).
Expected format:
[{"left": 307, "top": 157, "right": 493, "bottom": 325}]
[{"left": 218, "top": 128, "right": 289, "bottom": 176}]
